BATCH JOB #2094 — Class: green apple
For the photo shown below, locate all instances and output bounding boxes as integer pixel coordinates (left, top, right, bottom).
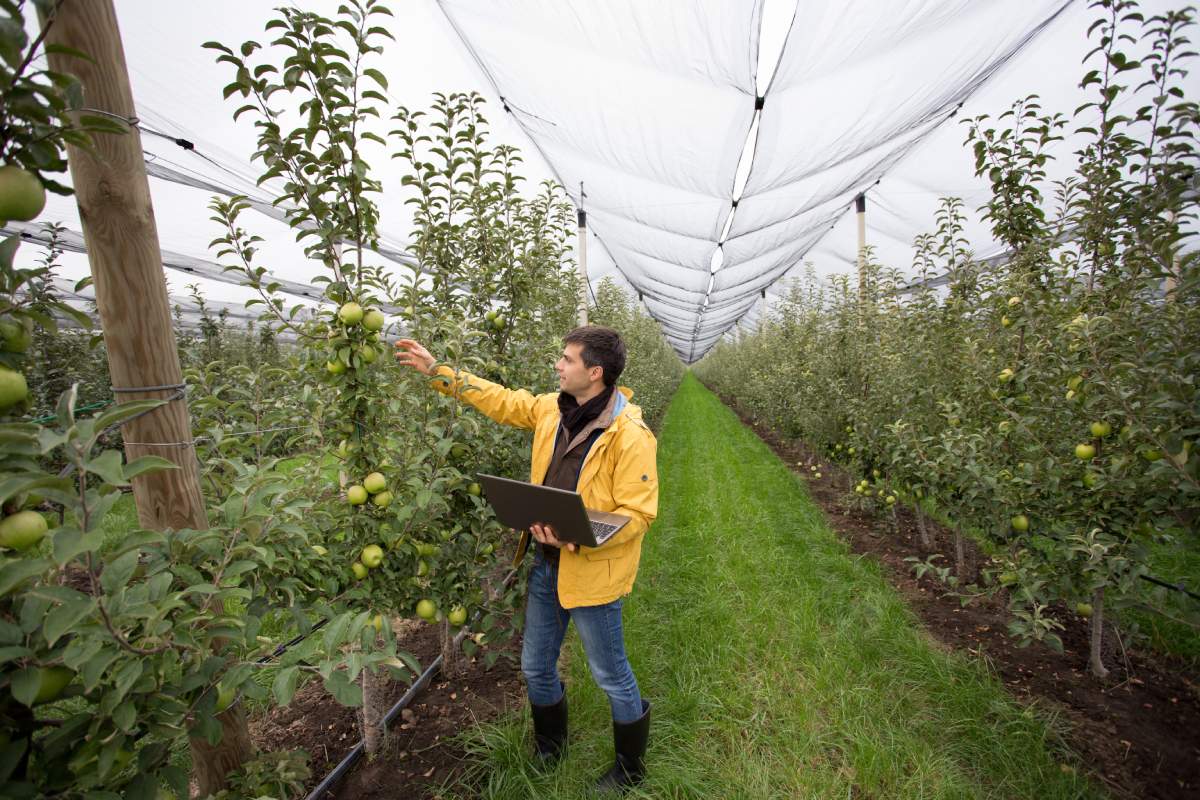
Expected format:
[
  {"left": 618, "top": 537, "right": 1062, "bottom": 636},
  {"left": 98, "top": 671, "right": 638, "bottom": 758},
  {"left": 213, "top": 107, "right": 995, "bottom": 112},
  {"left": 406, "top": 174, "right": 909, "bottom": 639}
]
[
  {"left": 1001, "top": 315, "right": 1013, "bottom": 327},
  {"left": 326, "top": 359, "right": 347, "bottom": 375},
  {"left": 371, "top": 491, "right": 393, "bottom": 508},
  {"left": 351, "top": 561, "right": 368, "bottom": 580},
  {"left": 1074, "top": 443, "right": 1096, "bottom": 460},
  {"left": 1010, "top": 514, "right": 1030, "bottom": 532},
  {"left": 1007, "top": 296, "right": 1022, "bottom": 308},
  {"left": 0, "top": 318, "right": 31, "bottom": 353},
  {"left": 0, "top": 367, "right": 28, "bottom": 412},
  {"left": 0, "top": 165, "right": 47, "bottom": 222},
  {"left": 361, "top": 544, "right": 384, "bottom": 568},
  {"left": 362, "top": 309, "right": 385, "bottom": 331},
  {"left": 347, "top": 485, "right": 368, "bottom": 505},
  {"left": 467, "top": 482, "right": 482, "bottom": 496},
  {"left": 338, "top": 302, "right": 364, "bottom": 326},
  {"left": 1075, "top": 602, "right": 1093, "bottom": 618},
  {"left": 1090, "top": 421, "right": 1112, "bottom": 438},
  {"left": 363, "top": 472, "right": 386, "bottom": 494},
  {"left": 0, "top": 510, "right": 48, "bottom": 550},
  {"left": 416, "top": 599, "right": 436, "bottom": 621},
  {"left": 492, "top": 316, "right": 506, "bottom": 330},
  {"left": 997, "top": 368, "right": 1015, "bottom": 383},
  {"left": 885, "top": 495, "right": 896, "bottom": 505},
  {"left": 358, "top": 344, "right": 378, "bottom": 364},
  {"left": 448, "top": 606, "right": 468, "bottom": 626}
]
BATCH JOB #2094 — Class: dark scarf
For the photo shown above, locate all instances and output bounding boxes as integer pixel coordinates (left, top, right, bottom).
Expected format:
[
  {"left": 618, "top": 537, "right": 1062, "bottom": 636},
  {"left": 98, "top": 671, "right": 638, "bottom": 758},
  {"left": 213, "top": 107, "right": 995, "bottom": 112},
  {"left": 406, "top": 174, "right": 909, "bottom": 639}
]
[{"left": 557, "top": 384, "right": 615, "bottom": 440}]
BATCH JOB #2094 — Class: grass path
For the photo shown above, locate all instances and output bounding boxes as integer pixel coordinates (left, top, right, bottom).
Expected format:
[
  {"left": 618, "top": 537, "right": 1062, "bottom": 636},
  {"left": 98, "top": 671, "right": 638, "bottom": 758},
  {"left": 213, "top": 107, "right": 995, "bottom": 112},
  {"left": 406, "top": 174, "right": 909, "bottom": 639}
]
[{"left": 448, "top": 374, "right": 1099, "bottom": 799}]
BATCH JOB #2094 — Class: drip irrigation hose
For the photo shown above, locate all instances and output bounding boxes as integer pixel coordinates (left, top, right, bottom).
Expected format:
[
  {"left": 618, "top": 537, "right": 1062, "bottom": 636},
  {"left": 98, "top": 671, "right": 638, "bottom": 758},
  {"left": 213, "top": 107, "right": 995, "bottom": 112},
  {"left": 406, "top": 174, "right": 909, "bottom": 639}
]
[{"left": 304, "top": 567, "right": 520, "bottom": 800}]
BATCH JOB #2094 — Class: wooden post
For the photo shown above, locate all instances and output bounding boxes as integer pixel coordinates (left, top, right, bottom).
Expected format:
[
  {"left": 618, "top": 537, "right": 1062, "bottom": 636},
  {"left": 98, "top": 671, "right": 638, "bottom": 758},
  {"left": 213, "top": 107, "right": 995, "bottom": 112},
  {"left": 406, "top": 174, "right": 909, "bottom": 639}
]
[
  {"left": 576, "top": 207, "right": 589, "bottom": 326},
  {"left": 41, "top": 1, "right": 252, "bottom": 793},
  {"left": 855, "top": 193, "right": 867, "bottom": 300}
]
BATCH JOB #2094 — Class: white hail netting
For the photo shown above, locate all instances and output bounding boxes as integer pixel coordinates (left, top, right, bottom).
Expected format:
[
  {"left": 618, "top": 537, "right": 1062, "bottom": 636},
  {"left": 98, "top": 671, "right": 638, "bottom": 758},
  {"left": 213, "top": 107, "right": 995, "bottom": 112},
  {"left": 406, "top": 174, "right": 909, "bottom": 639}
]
[{"left": 7, "top": 1, "right": 1194, "bottom": 357}]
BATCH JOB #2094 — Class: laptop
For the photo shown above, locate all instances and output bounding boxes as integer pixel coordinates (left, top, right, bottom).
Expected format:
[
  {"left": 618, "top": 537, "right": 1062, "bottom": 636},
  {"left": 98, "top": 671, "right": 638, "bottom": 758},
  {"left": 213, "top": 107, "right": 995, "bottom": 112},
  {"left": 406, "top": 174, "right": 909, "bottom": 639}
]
[{"left": 476, "top": 473, "right": 631, "bottom": 548}]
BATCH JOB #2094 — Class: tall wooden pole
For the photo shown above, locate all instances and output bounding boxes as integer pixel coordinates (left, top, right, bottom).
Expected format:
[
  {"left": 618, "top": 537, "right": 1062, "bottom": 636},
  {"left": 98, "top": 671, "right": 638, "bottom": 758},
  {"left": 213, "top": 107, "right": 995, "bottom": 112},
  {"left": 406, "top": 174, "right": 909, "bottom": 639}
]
[
  {"left": 855, "top": 193, "right": 867, "bottom": 300},
  {"left": 41, "top": 1, "right": 252, "bottom": 793}
]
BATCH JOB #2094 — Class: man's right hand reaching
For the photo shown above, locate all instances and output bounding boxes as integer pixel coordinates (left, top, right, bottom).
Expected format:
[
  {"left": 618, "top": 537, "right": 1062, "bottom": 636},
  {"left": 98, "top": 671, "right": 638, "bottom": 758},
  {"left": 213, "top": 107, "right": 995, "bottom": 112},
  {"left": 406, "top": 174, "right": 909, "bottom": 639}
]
[{"left": 394, "top": 338, "right": 436, "bottom": 375}]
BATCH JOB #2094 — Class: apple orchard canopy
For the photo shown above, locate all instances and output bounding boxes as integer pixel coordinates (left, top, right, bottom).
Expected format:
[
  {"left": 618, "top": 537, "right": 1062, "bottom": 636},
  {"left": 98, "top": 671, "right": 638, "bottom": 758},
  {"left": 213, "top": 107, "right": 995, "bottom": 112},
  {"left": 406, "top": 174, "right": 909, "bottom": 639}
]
[{"left": 5, "top": 0, "right": 1193, "bottom": 361}]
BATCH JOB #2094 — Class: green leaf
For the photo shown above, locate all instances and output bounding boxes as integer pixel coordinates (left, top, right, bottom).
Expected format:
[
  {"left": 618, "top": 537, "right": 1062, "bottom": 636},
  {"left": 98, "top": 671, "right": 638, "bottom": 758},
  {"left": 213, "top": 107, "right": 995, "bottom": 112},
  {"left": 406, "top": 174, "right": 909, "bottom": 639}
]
[
  {"left": 0, "top": 559, "right": 49, "bottom": 597},
  {"left": 362, "top": 67, "right": 388, "bottom": 90},
  {"left": 123, "top": 455, "right": 178, "bottom": 481},
  {"left": 43, "top": 597, "right": 96, "bottom": 647},
  {"left": 0, "top": 645, "right": 33, "bottom": 665},
  {"left": 100, "top": 551, "right": 139, "bottom": 594},
  {"left": 10, "top": 666, "right": 40, "bottom": 707},
  {"left": 81, "top": 648, "right": 120, "bottom": 692},
  {"left": 56, "top": 383, "right": 78, "bottom": 429},
  {"left": 0, "top": 474, "right": 70, "bottom": 508},
  {"left": 272, "top": 665, "right": 300, "bottom": 705},
  {"left": 111, "top": 658, "right": 144, "bottom": 703},
  {"left": 91, "top": 399, "right": 168, "bottom": 435},
  {"left": 83, "top": 450, "right": 127, "bottom": 486},
  {"left": 323, "top": 669, "right": 362, "bottom": 707},
  {"left": 112, "top": 698, "right": 137, "bottom": 732}
]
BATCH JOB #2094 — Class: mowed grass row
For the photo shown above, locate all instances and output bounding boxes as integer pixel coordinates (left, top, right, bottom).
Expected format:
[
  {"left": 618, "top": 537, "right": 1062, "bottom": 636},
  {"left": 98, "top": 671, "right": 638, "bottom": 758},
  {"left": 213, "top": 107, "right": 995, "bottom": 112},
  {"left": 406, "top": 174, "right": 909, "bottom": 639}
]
[{"left": 447, "top": 373, "right": 1099, "bottom": 799}]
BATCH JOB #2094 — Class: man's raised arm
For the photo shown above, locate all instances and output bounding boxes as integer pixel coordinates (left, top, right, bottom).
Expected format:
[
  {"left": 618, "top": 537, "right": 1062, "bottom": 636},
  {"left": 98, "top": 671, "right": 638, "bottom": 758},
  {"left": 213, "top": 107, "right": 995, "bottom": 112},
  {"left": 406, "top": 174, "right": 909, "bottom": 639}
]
[{"left": 394, "top": 338, "right": 542, "bottom": 431}]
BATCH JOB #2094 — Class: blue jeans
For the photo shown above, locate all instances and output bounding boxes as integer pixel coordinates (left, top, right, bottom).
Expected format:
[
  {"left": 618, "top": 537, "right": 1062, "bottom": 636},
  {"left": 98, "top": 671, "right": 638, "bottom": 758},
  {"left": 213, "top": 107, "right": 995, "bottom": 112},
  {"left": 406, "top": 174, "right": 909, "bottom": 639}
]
[{"left": 522, "top": 553, "right": 644, "bottom": 723}]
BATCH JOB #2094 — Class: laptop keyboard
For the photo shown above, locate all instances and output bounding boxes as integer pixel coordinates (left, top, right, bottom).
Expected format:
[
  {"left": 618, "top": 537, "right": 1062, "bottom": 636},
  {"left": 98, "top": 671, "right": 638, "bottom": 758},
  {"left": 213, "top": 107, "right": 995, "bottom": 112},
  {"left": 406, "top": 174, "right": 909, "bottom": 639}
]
[{"left": 590, "top": 520, "right": 620, "bottom": 542}]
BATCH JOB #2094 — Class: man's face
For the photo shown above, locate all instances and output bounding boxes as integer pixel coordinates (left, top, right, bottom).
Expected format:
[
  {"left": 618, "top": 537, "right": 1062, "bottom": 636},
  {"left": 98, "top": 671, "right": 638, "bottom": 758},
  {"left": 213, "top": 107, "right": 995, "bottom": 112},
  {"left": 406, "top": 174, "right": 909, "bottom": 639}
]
[{"left": 555, "top": 342, "right": 602, "bottom": 397}]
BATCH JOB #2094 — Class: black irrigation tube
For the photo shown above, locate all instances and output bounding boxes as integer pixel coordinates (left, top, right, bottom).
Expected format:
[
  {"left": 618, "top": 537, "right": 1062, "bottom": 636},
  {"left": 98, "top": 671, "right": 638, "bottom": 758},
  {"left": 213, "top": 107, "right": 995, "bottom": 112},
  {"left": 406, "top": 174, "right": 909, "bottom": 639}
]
[
  {"left": 1138, "top": 573, "right": 1200, "bottom": 603},
  {"left": 304, "top": 567, "right": 520, "bottom": 800}
]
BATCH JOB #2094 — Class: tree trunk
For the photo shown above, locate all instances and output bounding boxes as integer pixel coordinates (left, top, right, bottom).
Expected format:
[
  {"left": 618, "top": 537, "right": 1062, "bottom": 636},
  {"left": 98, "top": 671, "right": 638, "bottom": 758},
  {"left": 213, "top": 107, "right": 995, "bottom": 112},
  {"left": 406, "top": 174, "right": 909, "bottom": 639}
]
[
  {"left": 42, "top": 1, "right": 253, "bottom": 792},
  {"left": 1089, "top": 586, "right": 1110, "bottom": 679},
  {"left": 189, "top": 705, "right": 254, "bottom": 797},
  {"left": 361, "top": 639, "right": 387, "bottom": 756},
  {"left": 954, "top": 529, "right": 965, "bottom": 579},
  {"left": 440, "top": 619, "right": 462, "bottom": 679},
  {"left": 915, "top": 507, "right": 932, "bottom": 550}
]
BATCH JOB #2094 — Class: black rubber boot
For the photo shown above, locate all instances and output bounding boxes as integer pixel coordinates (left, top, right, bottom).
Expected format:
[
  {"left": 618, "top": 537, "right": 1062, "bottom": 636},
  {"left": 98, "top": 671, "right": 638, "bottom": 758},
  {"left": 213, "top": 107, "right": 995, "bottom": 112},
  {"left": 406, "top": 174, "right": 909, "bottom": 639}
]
[
  {"left": 596, "top": 700, "right": 650, "bottom": 792},
  {"left": 530, "top": 688, "right": 568, "bottom": 766}
]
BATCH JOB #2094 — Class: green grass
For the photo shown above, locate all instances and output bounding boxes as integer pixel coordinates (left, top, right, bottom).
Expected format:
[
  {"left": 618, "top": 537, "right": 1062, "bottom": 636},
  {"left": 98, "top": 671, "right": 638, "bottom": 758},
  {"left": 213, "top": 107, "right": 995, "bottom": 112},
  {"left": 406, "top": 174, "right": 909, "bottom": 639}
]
[{"left": 441, "top": 373, "right": 1101, "bottom": 799}]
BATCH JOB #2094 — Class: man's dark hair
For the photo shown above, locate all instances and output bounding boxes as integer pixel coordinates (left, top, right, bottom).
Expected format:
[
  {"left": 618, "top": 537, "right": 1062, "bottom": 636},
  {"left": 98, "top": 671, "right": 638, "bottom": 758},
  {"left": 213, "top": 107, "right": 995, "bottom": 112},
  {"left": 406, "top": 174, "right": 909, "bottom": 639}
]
[{"left": 563, "top": 325, "right": 626, "bottom": 387}]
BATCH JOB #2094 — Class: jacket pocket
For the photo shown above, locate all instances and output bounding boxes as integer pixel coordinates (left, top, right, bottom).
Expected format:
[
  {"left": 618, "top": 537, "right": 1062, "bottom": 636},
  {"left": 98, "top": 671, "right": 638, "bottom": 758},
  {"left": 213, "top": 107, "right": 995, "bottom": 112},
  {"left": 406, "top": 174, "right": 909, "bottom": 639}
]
[{"left": 583, "top": 542, "right": 628, "bottom": 562}]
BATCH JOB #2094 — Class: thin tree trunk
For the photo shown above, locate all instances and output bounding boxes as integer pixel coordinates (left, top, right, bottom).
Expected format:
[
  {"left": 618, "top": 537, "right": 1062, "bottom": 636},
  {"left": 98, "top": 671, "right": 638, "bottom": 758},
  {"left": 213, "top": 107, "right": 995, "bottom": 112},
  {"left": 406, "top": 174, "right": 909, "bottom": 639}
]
[
  {"left": 914, "top": 506, "right": 932, "bottom": 550},
  {"left": 440, "top": 619, "right": 462, "bottom": 678},
  {"left": 1089, "top": 586, "right": 1110, "bottom": 679},
  {"left": 954, "top": 529, "right": 965, "bottom": 579},
  {"left": 362, "top": 636, "right": 387, "bottom": 755}
]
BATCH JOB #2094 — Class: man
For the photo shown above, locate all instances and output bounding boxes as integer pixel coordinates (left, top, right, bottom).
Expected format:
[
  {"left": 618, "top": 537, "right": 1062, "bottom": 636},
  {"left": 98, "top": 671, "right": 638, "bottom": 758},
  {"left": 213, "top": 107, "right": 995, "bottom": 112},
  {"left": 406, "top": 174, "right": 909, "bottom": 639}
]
[{"left": 394, "top": 325, "right": 658, "bottom": 791}]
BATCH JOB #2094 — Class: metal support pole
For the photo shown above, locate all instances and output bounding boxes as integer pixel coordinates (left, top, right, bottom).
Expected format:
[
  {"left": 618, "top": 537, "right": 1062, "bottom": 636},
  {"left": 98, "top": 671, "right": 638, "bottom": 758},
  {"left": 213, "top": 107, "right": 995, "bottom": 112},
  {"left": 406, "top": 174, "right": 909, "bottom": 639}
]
[
  {"left": 856, "top": 193, "right": 867, "bottom": 300},
  {"left": 576, "top": 207, "right": 589, "bottom": 326}
]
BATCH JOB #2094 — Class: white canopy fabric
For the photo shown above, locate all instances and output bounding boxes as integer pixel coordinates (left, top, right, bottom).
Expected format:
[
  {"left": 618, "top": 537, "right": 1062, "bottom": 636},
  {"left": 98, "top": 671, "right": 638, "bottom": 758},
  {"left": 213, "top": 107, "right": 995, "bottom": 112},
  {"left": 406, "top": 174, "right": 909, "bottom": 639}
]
[{"left": 8, "top": 0, "right": 1195, "bottom": 357}]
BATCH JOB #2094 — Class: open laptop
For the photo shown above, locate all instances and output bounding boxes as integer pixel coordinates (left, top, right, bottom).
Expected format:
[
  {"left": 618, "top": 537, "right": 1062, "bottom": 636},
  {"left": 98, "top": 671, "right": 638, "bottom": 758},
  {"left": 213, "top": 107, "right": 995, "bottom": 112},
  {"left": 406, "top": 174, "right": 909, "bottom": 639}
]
[{"left": 476, "top": 473, "right": 631, "bottom": 548}]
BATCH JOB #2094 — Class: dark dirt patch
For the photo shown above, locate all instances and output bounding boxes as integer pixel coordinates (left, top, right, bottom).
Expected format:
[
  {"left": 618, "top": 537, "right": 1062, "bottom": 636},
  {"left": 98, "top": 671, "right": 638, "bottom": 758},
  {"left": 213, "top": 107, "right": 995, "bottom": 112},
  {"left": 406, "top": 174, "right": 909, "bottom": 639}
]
[
  {"left": 249, "top": 618, "right": 524, "bottom": 800},
  {"left": 725, "top": 400, "right": 1200, "bottom": 800}
]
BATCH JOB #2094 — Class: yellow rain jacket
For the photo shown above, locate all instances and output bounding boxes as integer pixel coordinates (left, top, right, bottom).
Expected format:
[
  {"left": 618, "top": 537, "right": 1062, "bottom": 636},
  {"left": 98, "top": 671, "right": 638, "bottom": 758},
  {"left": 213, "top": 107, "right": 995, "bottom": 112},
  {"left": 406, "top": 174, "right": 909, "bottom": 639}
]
[{"left": 430, "top": 365, "right": 658, "bottom": 608}]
